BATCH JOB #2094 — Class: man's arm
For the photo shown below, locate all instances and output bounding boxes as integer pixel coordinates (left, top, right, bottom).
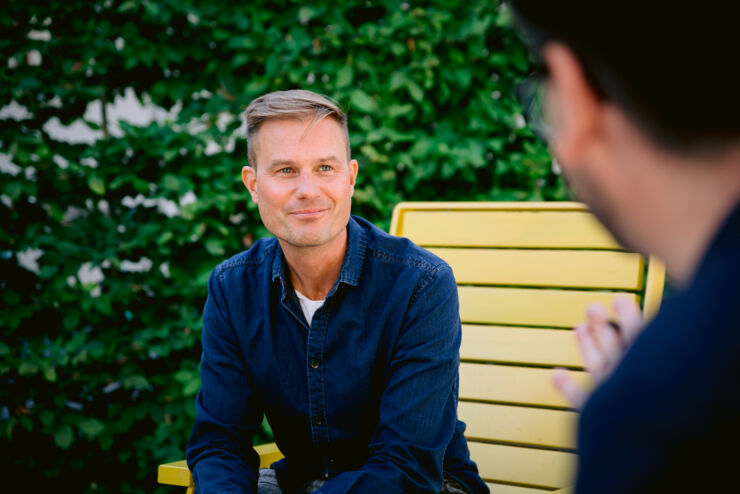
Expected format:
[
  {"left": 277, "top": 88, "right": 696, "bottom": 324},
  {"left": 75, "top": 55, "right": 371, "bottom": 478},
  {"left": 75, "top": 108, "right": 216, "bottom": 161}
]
[
  {"left": 186, "top": 269, "right": 264, "bottom": 493},
  {"left": 319, "top": 264, "right": 464, "bottom": 493}
]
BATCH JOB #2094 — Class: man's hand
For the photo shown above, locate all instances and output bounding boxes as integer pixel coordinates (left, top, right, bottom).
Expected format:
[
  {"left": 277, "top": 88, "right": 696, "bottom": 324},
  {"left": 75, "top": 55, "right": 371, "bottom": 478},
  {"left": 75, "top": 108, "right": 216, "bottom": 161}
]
[{"left": 552, "top": 296, "right": 645, "bottom": 409}]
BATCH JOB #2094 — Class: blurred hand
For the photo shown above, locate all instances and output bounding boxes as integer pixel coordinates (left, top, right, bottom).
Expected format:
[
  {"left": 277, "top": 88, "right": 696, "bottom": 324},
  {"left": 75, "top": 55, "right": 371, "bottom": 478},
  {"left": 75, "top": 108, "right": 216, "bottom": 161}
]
[{"left": 552, "top": 295, "right": 645, "bottom": 409}]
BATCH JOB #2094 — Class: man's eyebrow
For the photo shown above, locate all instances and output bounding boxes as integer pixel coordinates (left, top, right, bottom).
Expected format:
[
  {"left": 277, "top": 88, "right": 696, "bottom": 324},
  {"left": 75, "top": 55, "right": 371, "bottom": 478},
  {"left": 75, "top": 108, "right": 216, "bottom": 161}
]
[
  {"left": 266, "top": 156, "right": 343, "bottom": 169},
  {"left": 315, "top": 155, "right": 342, "bottom": 163},
  {"left": 266, "top": 159, "right": 298, "bottom": 169}
]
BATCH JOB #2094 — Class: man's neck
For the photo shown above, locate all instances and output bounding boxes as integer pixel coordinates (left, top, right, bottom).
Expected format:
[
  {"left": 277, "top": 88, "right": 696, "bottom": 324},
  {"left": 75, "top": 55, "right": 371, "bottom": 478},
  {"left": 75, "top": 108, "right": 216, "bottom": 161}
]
[{"left": 280, "top": 229, "right": 348, "bottom": 300}]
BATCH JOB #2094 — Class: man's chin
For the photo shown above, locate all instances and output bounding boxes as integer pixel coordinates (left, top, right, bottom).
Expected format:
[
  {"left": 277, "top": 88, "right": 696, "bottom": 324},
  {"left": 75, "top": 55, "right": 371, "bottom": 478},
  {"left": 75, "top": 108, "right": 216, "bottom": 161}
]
[
  {"left": 565, "top": 171, "right": 636, "bottom": 252},
  {"left": 280, "top": 229, "right": 332, "bottom": 249},
  {"left": 284, "top": 238, "right": 329, "bottom": 249}
]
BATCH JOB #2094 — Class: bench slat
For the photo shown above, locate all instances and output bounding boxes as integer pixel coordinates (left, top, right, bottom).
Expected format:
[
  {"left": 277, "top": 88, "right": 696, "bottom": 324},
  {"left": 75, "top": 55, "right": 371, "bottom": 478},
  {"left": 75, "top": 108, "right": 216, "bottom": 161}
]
[
  {"left": 469, "top": 442, "right": 576, "bottom": 488},
  {"left": 460, "top": 401, "right": 578, "bottom": 450},
  {"left": 400, "top": 210, "right": 618, "bottom": 249},
  {"left": 485, "top": 483, "right": 555, "bottom": 493},
  {"left": 460, "top": 363, "right": 590, "bottom": 408},
  {"left": 459, "top": 286, "right": 639, "bottom": 328},
  {"left": 461, "top": 325, "right": 582, "bottom": 368},
  {"left": 430, "top": 248, "right": 643, "bottom": 290}
]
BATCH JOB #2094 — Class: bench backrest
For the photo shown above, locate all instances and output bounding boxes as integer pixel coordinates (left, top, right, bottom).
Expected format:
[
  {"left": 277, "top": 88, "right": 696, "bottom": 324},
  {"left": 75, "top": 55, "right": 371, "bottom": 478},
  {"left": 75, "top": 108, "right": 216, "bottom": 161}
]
[{"left": 389, "top": 201, "right": 665, "bottom": 492}]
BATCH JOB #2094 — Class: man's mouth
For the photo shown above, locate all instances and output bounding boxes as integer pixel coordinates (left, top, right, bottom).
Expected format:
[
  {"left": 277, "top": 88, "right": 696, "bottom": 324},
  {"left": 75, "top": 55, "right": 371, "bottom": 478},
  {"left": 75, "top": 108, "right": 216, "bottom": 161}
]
[{"left": 289, "top": 208, "right": 328, "bottom": 218}]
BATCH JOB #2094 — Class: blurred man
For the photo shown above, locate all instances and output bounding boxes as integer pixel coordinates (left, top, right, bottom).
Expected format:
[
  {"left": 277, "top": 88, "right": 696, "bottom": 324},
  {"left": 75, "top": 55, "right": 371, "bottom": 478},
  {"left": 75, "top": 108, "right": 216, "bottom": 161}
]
[
  {"left": 186, "top": 90, "right": 486, "bottom": 494},
  {"left": 509, "top": 2, "right": 740, "bottom": 492}
]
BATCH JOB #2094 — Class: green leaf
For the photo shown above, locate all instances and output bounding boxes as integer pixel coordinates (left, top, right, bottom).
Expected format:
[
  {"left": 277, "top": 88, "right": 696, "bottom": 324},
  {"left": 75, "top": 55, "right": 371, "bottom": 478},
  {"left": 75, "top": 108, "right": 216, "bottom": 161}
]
[
  {"left": 40, "top": 410, "right": 55, "bottom": 427},
  {"left": 389, "top": 71, "right": 407, "bottom": 92},
  {"left": 387, "top": 104, "right": 414, "bottom": 120},
  {"left": 0, "top": 342, "right": 9, "bottom": 357},
  {"left": 87, "top": 176, "right": 106, "bottom": 196},
  {"left": 174, "top": 370, "right": 194, "bottom": 383},
  {"left": 122, "top": 375, "right": 152, "bottom": 390},
  {"left": 54, "top": 425, "right": 74, "bottom": 449},
  {"left": 157, "top": 231, "right": 174, "bottom": 245},
  {"left": 406, "top": 81, "right": 424, "bottom": 103},
  {"left": 63, "top": 311, "right": 80, "bottom": 331},
  {"left": 183, "top": 378, "right": 201, "bottom": 396},
  {"left": 99, "top": 433, "right": 114, "bottom": 451},
  {"left": 336, "top": 65, "right": 353, "bottom": 88},
  {"left": 77, "top": 419, "right": 106, "bottom": 439},
  {"left": 43, "top": 364, "right": 58, "bottom": 382},
  {"left": 162, "top": 174, "right": 181, "bottom": 191},
  {"left": 349, "top": 89, "right": 378, "bottom": 114},
  {"left": 18, "top": 361, "right": 39, "bottom": 375},
  {"left": 298, "top": 6, "right": 318, "bottom": 24},
  {"left": 204, "top": 238, "right": 225, "bottom": 255},
  {"left": 233, "top": 53, "right": 249, "bottom": 68},
  {"left": 39, "top": 265, "right": 57, "bottom": 279}
]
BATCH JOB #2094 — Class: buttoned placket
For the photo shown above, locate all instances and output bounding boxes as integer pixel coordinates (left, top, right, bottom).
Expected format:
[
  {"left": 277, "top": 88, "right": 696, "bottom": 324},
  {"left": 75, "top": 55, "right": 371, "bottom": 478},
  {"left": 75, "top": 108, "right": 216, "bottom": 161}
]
[
  {"left": 306, "top": 304, "right": 331, "bottom": 479},
  {"left": 278, "top": 277, "right": 334, "bottom": 480},
  {"left": 272, "top": 220, "right": 366, "bottom": 482}
]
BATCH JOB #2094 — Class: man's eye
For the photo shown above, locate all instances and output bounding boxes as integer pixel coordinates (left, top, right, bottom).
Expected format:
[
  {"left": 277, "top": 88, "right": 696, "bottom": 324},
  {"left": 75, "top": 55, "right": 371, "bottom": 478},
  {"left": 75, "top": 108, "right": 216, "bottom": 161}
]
[
  {"left": 278, "top": 167, "right": 293, "bottom": 174},
  {"left": 319, "top": 164, "right": 333, "bottom": 171}
]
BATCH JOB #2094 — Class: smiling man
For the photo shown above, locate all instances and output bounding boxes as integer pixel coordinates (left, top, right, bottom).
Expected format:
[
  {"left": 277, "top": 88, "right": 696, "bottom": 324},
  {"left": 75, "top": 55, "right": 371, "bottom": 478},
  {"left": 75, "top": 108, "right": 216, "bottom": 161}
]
[{"left": 186, "top": 90, "right": 486, "bottom": 494}]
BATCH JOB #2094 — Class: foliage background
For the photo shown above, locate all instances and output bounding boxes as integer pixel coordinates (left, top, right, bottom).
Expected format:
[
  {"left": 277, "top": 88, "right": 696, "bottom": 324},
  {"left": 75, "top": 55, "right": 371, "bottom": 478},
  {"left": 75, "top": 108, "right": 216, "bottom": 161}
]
[{"left": 1, "top": 0, "right": 564, "bottom": 492}]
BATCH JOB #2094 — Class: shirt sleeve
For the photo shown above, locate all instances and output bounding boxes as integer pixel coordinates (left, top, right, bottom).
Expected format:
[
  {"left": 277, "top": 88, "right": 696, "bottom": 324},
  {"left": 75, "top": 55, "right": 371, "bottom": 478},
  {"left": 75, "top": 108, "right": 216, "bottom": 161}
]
[
  {"left": 318, "top": 264, "right": 463, "bottom": 493},
  {"left": 186, "top": 268, "right": 264, "bottom": 494}
]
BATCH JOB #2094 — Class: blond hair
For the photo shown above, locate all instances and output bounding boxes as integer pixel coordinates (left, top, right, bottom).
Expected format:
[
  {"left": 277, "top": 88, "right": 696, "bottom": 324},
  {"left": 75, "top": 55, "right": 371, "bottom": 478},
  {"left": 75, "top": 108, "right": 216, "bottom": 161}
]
[{"left": 244, "top": 89, "right": 349, "bottom": 167}]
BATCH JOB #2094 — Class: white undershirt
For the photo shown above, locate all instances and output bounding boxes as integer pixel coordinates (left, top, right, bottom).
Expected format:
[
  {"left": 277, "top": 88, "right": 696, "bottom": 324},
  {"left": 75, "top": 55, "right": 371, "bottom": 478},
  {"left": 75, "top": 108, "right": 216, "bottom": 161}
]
[{"left": 295, "top": 290, "right": 325, "bottom": 326}]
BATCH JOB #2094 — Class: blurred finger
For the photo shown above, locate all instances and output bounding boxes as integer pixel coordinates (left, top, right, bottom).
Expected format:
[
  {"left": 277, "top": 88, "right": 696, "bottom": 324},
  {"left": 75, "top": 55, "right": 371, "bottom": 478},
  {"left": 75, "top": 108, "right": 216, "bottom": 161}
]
[
  {"left": 613, "top": 295, "right": 644, "bottom": 344},
  {"left": 586, "top": 303, "right": 610, "bottom": 328},
  {"left": 575, "top": 323, "right": 608, "bottom": 378},
  {"left": 591, "top": 322, "right": 623, "bottom": 374},
  {"left": 552, "top": 367, "right": 588, "bottom": 409}
]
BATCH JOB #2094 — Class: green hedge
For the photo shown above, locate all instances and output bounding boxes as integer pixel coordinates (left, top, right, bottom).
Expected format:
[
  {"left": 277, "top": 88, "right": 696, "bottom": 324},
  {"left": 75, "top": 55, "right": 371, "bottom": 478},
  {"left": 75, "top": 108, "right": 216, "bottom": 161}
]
[{"left": 1, "top": 1, "right": 564, "bottom": 492}]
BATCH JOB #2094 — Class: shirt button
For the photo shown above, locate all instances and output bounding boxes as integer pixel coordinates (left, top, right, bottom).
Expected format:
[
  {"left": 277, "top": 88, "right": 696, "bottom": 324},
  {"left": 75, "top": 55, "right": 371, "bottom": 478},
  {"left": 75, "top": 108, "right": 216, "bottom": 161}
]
[
  {"left": 310, "top": 359, "right": 320, "bottom": 369},
  {"left": 329, "top": 458, "right": 335, "bottom": 464},
  {"left": 313, "top": 416, "right": 323, "bottom": 425}
]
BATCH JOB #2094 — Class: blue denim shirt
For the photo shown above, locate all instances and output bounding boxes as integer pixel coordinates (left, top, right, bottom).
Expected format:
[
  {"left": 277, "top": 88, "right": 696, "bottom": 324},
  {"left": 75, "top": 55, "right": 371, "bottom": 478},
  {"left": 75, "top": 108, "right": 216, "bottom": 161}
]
[{"left": 187, "top": 216, "right": 486, "bottom": 494}]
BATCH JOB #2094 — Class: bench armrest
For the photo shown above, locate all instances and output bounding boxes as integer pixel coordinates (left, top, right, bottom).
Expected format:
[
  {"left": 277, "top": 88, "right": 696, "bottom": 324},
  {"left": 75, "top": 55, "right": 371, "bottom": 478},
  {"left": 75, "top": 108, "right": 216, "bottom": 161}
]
[{"left": 158, "top": 442, "right": 284, "bottom": 488}]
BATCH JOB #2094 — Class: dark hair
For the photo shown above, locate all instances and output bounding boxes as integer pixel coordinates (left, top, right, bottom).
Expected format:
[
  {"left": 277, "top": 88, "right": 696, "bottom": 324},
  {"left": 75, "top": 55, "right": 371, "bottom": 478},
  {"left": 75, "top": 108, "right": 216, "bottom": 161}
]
[{"left": 509, "top": 1, "right": 740, "bottom": 155}]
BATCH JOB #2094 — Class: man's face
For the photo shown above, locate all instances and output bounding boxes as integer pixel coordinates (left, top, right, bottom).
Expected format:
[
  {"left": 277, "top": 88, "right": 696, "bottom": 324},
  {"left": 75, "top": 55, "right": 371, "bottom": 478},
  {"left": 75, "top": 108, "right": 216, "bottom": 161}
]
[
  {"left": 541, "top": 44, "right": 637, "bottom": 250},
  {"left": 242, "top": 117, "right": 358, "bottom": 251}
]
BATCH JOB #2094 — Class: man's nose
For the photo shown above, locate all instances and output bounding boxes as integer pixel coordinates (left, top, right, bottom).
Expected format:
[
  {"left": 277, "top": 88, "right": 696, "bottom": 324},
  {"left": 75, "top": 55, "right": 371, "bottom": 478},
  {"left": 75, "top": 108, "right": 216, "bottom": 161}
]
[{"left": 295, "top": 171, "right": 320, "bottom": 198}]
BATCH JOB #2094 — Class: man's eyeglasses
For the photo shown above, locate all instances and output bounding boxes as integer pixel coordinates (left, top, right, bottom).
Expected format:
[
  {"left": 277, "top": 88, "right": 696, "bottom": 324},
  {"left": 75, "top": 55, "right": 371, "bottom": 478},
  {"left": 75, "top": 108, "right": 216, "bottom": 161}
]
[{"left": 515, "top": 75, "right": 552, "bottom": 144}]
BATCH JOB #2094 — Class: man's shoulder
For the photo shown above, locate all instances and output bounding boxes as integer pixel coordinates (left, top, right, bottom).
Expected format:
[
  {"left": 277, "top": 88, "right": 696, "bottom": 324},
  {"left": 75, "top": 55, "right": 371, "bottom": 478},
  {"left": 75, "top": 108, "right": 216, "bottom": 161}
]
[
  {"left": 352, "top": 215, "right": 450, "bottom": 276},
  {"left": 213, "top": 236, "right": 278, "bottom": 277}
]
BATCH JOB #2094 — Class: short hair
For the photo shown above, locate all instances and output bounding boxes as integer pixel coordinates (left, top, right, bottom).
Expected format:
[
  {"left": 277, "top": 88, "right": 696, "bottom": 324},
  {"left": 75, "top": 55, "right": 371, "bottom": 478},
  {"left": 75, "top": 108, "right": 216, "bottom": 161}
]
[
  {"left": 244, "top": 89, "right": 350, "bottom": 167},
  {"left": 509, "top": 1, "right": 740, "bottom": 155}
]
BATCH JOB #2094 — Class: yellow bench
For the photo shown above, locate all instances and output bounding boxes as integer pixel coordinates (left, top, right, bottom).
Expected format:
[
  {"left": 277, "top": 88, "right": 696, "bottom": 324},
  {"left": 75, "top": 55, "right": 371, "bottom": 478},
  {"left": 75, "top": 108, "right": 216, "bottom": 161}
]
[{"left": 158, "top": 201, "right": 665, "bottom": 493}]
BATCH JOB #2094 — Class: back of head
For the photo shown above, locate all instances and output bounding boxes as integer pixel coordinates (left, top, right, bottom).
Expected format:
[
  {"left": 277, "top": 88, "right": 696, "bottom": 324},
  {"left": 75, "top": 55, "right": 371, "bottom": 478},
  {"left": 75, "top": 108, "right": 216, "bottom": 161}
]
[
  {"left": 245, "top": 89, "right": 349, "bottom": 167},
  {"left": 509, "top": 1, "right": 740, "bottom": 155}
]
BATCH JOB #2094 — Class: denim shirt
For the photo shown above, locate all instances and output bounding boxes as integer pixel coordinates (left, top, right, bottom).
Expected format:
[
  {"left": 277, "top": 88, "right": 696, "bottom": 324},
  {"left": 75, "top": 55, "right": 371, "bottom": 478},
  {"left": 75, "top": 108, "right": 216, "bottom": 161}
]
[{"left": 187, "top": 215, "right": 486, "bottom": 494}]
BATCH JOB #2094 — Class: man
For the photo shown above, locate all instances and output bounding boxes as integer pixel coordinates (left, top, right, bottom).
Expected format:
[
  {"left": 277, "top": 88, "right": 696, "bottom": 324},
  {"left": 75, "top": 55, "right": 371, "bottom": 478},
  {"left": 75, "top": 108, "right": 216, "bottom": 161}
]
[
  {"left": 509, "top": 2, "right": 740, "bottom": 492},
  {"left": 186, "top": 89, "right": 487, "bottom": 494}
]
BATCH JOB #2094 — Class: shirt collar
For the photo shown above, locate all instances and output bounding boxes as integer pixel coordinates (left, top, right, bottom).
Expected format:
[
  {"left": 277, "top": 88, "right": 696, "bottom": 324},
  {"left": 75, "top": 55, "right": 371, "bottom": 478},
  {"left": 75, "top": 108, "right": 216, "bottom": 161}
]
[{"left": 270, "top": 215, "right": 367, "bottom": 289}]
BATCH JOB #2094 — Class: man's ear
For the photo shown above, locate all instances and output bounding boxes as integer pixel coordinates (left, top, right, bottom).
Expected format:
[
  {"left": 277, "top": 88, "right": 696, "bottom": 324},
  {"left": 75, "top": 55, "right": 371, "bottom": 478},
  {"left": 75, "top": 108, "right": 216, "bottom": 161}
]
[
  {"left": 242, "top": 166, "right": 258, "bottom": 203},
  {"left": 348, "top": 159, "right": 358, "bottom": 189},
  {"left": 543, "top": 43, "right": 604, "bottom": 168}
]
